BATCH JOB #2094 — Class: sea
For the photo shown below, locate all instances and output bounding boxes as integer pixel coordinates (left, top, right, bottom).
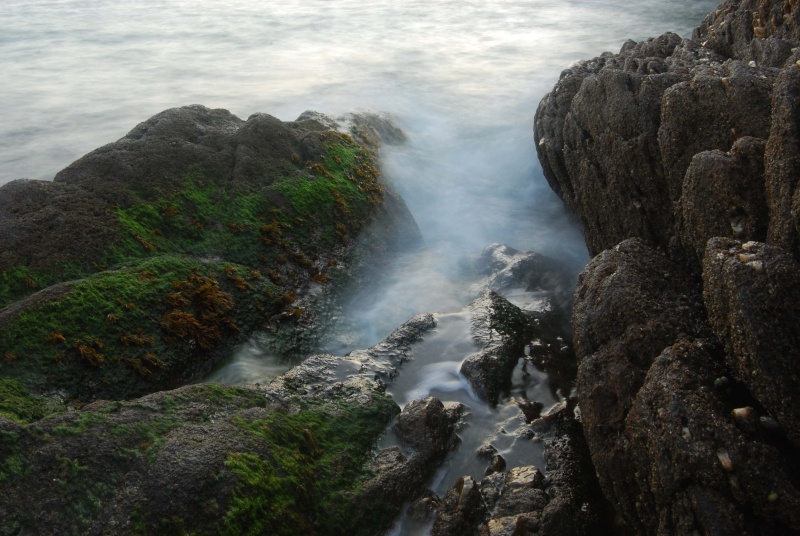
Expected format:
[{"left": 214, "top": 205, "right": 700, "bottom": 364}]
[{"left": 0, "top": 0, "right": 721, "bottom": 532}]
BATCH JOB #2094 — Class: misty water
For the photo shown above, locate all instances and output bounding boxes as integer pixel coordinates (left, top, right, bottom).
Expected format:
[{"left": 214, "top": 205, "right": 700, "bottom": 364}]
[{"left": 2, "top": 0, "right": 719, "bottom": 531}]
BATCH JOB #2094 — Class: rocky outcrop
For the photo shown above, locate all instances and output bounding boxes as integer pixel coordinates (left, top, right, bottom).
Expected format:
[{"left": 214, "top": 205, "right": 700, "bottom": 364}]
[
  {"left": 535, "top": 0, "right": 800, "bottom": 265},
  {"left": 536, "top": 0, "right": 800, "bottom": 534},
  {"left": 0, "top": 105, "right": 421, "bottom": 402},
  {"left": 0, "top": 312, "right": 457, "bottom": 536}
]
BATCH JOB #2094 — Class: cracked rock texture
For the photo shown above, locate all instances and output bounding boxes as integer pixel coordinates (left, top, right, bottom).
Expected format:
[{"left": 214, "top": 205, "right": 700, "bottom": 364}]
[{"left": 536, "top": 1, "right": 800, "bottom": 534}]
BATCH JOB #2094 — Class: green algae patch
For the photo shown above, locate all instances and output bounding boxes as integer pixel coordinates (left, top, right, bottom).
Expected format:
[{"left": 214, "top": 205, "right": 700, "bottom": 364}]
[
  {"left": 0, "top": 256, "right": 282, "bottom": 401},
  {"left": 0, "top": 131, "right": 388, "bottom": 402},
  {"left": 110, "top": 174, "right": 270, "bottom": 269},
  {"left": 222, "top": 394, "right": 399, "bottom": 536},
  {"left": 0, "top": 378, "right": 64, "bottom": 424},
  {"left": 0, "top": 382, "right": 273, "bottom": 535}
]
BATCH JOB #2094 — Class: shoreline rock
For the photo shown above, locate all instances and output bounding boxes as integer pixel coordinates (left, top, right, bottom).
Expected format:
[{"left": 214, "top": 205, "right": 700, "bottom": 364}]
[
  {"left": 0, "top": 105, "right": 421, "bottom": 403},
  {"left": 535, "top": 0, "right": 800, "bottom": 533}
]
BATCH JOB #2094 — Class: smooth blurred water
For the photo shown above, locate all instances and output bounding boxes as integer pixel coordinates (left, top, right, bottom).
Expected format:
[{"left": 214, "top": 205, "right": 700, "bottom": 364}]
[
  {"left": 2, "top": 0, "right": 719, "bottom": 531},
  {"left": 2, "top": 0, "right": 717, "bottom": 395}
]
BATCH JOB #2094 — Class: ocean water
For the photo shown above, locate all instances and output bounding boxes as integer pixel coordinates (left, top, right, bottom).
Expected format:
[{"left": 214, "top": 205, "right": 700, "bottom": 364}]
[
  {"left": 1, "top": 0, "right": 716, "bottom": 272},
  {"left": 2, "top": 0, "right": 719, "bottom": 531}
]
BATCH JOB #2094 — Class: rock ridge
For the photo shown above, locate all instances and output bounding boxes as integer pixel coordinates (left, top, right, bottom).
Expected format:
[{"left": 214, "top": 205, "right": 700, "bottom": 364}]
[{"left": 535, "top": 0, "right": 800, "bottom": 534}]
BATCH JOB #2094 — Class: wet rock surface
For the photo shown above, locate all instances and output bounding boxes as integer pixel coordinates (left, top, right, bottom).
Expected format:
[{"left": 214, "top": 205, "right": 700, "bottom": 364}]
[
  {"left": 704, "top": 238, "right": 800, "bottom": 448},
  {"left": 536, "top": 1, "right": 800, "bottom": 533},
  {"left": 0, "top": 105, "right": 421, "bottom": 402},
  {"left": 0, "top": 310, "right": 452, "bottom": 535},
  {"left": 535, "top": 0, "right": 800, "bottom": 265}
]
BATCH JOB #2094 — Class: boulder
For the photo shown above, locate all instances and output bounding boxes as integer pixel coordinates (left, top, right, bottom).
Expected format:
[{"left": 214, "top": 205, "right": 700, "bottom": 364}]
[
  {"left": 536, "top": 1, "right": 800, "bottom": 533},
  {"left": 0, "top": 106, "right": 421, "bottom": 401},
  {"left": 431, "top": 476, "right": 488, "bottom": 536},
  {"left": 535, "top": 0, "right": 800, "bottom": 267}
]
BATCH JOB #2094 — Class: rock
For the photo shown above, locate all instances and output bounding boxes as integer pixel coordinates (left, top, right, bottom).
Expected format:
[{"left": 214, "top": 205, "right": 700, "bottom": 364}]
[
  {"left": 460, "top": 290, "right": 535, "bottom": 405},
  {"left": 485, "top": 453, "right": 506, "bottom": 475},
  {"left": 0, "top": 305, "right": 454, "bottom": 536},
  {"left": 476, "top": 442, "right": 498, "bottom": 459},
  {"left": 355, "top": 396, "right": 463, "bottom": 533},
  {"left": 480, "top": 513, "right": 540, "bottom": 536},
  {"left": 572, "top": 239, "right": 707, "bottom": 531},
  {"left": 505, "top": 465, "right": 546, "bottom": 490},
  {"left": 431, "top": 476, "right": 488, "bottom": 536},
  {"left": 0, "top": 381, "right": 400, "bottom": 536},
  {"left": 0, "top": 105, "right": 422, "bottom": 401},
  {"left": 472, "top": 243, "right": 574, "bottom": 311},
  {"left": 536, "top": 1, "right": 800, "bottom": 533},
  {"left": 695, "top": 0, "right": 800, "bottom": 66},
  {"left": 535, "top": 3, "right": 800, "bottom": 267},
  {"left": 479, "top": 471, "right": 506, "bottom": 509},
  {"left": 395, "top": 397, "right": 461, "bottom": 454},
  {"left": 535, "top": 401, "right": 614, "bottom": 536},
  {"left": 516, "top": 397, "right": 544, "bottom": 423},
  {"left": 466, "top": 244, "right": 579, "bottom": 405},
  {"left": 535, "top": 32, "right": 688, "bottom": 256},
  {"left": 677, "top": 136, "right": 768, "bottom": 264},
  {"left": 624, "top": 341, "right": 800, "bottom": 535},
  {"left": 495, "top": 487, "right": 549, "bottom": 518},
  {"left": 765, "top": 67, "right": 800, "bottom": 257},
  {"left": 569, "top": 237, "right": 800, "bottom": 534},
  {"left": 407, "top": 489, "right": 441, "bottom": 522},
  {"left": 703, "top": 238, "right": 800, "bottom": 446}
]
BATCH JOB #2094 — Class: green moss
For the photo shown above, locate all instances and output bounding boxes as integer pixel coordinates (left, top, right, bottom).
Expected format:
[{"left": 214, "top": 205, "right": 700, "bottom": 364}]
[
  {"left": 222, "top": 395, "right": 399, "bottom": 536},
  {"left": 52, "top": 412, "right": 108, "bottom": 436},
  {"left": 0, "top": 134, "right": 383, "bottom": 402},
  {"left": 109, "top": 176, "right": 270, "bottom": 269},
  {"left": 0, "top": 453, "right": 29, "bottom": 484},
  {"left": 0, "top": 255, "right": 282, "bottom": 401},
  {"left": 0, "top": 263, "right": 86, "bottom": 310},
  {"left": 0, "top": 378, "right": 63, "bottom": 424}
]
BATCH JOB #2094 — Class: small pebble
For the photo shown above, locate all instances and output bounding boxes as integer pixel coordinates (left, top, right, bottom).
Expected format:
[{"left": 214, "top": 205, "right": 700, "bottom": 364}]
[
  {"left": 717, "top": 451, "right": 734, "bottom": 472},
  {"left": 760, "top": 415, "right": 782, "bottom": 433},
  {"left": 732, "top": 406, "right": 753, "bottom": 421}
]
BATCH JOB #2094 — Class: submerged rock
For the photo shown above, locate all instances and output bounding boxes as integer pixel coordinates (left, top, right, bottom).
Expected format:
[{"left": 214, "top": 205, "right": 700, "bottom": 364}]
[{"left": 460, "top": 290, "right": 535, "bottom": 405}]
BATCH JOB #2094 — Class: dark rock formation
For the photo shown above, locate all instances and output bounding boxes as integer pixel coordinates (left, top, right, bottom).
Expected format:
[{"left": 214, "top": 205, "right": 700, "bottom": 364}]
[
  {"left": 0, "top": 309, "right": 457, "bottom": 535},
  {"left": 0, "top": 105, "right": 421, "bottom": 402},
  {"left": 536, "top": 1, "right": 800, "bottom": 534},
  {"left": 703, "top": 238, "right": 800, "bottom": 447},
  {"left": 535, "top": 0, "right": 800, "bottom": 266},
  {"left": 431, "top": 475, "right": 488, "bottom": 536},
  {"left": 460, "top": 290, "right": 536, "bottom": 405}
]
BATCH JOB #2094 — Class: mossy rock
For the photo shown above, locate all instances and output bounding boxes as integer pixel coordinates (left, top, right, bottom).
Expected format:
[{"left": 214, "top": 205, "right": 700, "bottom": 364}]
[
  {"left": 0, "top": 381, "right": 399, "bottom": 536},
  {"left": 0, "top": 106, "right": 419, "bottom": 402}
]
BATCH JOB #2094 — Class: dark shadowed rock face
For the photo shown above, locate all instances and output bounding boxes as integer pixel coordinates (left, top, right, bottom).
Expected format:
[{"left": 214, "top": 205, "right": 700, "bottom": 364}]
[
  {"left": 573, "top": 239, "right": 800, "bottom": 535},
  {"left": 535, "top": 0, "right": 800, "bottom": 266},
  {"left": 536, "top": 2, "right": 800, "bottom": 533},
  {"left": 703, "top": 238, "right": 800, "bottom": 447}
]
